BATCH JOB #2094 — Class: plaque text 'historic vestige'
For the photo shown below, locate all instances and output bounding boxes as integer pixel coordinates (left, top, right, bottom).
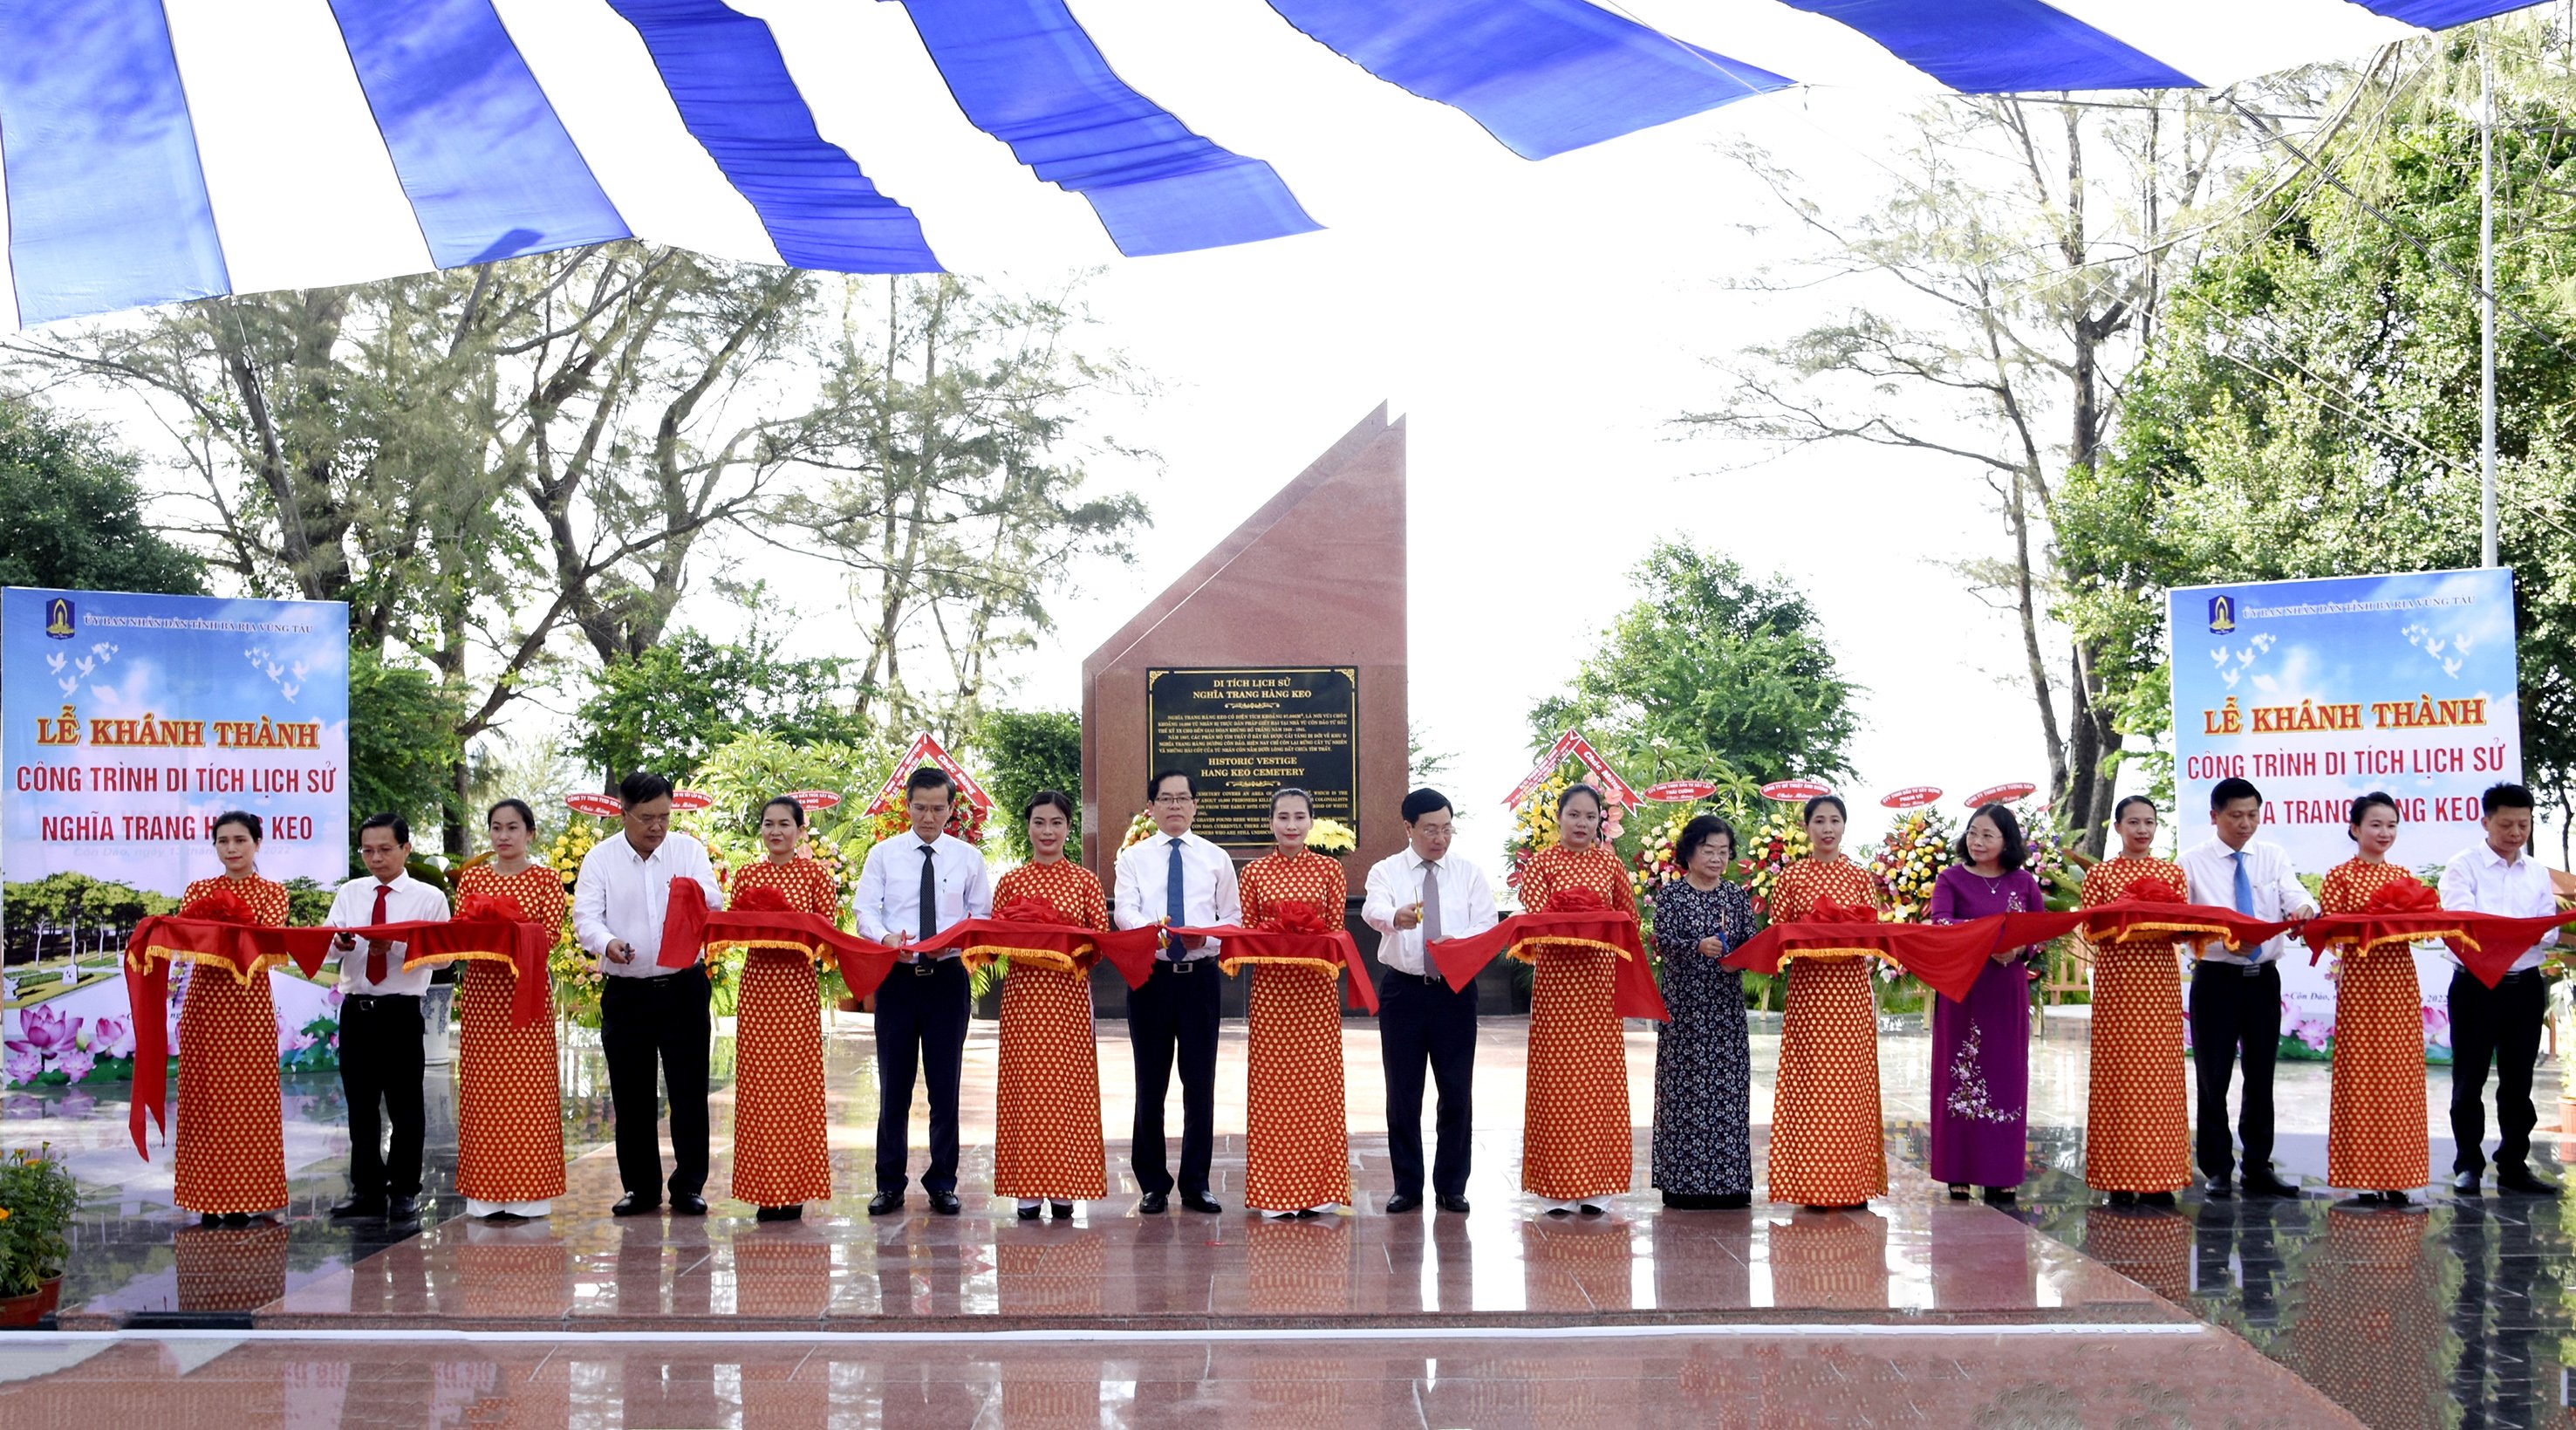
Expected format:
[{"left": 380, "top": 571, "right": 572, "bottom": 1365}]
[{"left": 1146, "top": 667, "right": 1356, "bottom": 845}]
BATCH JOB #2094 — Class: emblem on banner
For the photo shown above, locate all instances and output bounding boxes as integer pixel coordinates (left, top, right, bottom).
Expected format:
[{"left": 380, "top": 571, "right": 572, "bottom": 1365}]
[
  {"left": 2206, "top": 594, "right": 2236, "bottom": 633},
  {"left": 44, "top": 596, "right": 76, "bottom": 640}
]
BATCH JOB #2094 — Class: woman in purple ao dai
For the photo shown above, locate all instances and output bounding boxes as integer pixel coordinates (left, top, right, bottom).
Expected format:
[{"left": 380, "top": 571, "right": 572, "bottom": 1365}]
[{"left": 1924, "top": 802, "right": 2046, "bottom": 1203}]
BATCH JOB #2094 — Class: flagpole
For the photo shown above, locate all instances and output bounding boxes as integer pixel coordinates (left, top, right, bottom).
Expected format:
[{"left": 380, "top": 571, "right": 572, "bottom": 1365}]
[{"left": 2482, "top": 39, "right": 2500, "bottom": 568}]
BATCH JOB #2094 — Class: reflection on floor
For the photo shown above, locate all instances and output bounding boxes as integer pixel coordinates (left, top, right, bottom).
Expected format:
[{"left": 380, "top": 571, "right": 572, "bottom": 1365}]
[{"left": 0, "top": 1015, "right": 2561, "bottom": 1426}]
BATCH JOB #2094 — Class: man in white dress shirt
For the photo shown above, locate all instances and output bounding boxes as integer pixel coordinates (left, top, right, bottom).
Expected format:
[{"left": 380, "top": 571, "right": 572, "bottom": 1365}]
[
  {"left": 853, "top": 766, "right": 993, "bottom": 1216},
  {"left": 325, "top": 812, "right": 449, "bottom": 1223},
  {"left": 2443, "top": 782, "right": 2563, "bottom": 1196},
  {"left": 1362, "top": 788, "right": 1497, "bottom": 1215},
  {"left": 572, "top": 770, "right": 725, "bottom": 1217},
  {"left": 1112, "top": 770, "right": 1241, "bottom": 1214},
  {"left": 2177, "top": 777, "right": 2315, "bottom": 1200}
]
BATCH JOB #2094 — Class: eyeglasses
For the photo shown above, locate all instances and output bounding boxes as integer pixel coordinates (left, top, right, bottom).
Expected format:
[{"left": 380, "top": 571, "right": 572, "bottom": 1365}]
[{"left": 1154, "top": 793, "right": 1196, "bottom": 804}]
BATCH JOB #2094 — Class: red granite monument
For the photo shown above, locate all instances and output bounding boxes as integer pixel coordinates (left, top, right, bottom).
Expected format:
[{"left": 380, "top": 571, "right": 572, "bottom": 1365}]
[{"left": 1081, "top": 404, "right": 1409, "bottom": 900}]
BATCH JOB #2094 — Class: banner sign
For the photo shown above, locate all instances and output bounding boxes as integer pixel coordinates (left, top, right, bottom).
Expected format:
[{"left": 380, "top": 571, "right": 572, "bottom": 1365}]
[
  {"left": 3, "top": 589, "right": 350, "bottom": 894},
  {"left": 1501, "top": 730, "right": 1640, "bottom": 811},
  {"left": 2169, "top": 566, "right": 2523, "bottom": 1063},
  {"left": 865, "top": 733, "right": 993, "bottom": 814}
]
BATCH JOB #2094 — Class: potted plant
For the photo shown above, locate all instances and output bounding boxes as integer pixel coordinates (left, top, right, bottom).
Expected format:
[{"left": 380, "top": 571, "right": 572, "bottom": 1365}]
[{"left": 0, "top": 1144, "right": 77, "bottom": 1327}]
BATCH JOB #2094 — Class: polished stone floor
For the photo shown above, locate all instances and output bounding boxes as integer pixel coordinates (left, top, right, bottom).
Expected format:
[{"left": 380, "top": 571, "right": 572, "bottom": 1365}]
[{"left": 0, "top": 1013, "right": 2562, "bottom": 1426}]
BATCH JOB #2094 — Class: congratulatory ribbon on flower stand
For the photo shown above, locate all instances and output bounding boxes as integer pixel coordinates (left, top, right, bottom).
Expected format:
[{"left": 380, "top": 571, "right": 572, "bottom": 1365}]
[
  {"left": 120, "top": 889, "right": 545, "bottom": 1158},
  {"left": 1425, "top": 889, "right": 1667, "bottom": 1021},
  {"left": 2302, "top": 877, "right": 2576, "bottom": 989},
  {"left": 908, "top": 898, "right": 1164, "bottom": 990},
  {"left": 1169, "top": 900, "right": 1382, "bottom": 1014},
  {"left": 1721, "top": 900, "right": 2007, "bottom": 1005},
  {"left": 658, "top": 880, "right": 902, "bottom": 997}
]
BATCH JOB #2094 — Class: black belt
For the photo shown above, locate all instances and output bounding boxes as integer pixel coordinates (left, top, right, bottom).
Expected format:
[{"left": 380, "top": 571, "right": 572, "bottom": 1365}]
[
  {"left": 1156, "top": 958, "right": 1206, "bottom": 974},
  {"left": 343, "top": 993, "right": 420, "bottom": 1009},
  {"left": 1390, "top": 970, "right": 1446, "bottom": 985},
  {"left": 2497, "top": 967, "right": 2543, "bottom": 982}
]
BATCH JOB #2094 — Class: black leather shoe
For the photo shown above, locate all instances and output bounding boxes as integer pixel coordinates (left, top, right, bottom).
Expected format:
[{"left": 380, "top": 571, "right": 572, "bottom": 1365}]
[
  {"left": 928, "top": 1191, "right": 961, "bottom": 1215},
  {"left": 2203, "top": 1175, "right": 2233, "bottom": 1200},
  {"left": 1016, "top": 1204, "right": 1042, "bottom": 1221},
  {"left": 1710, "top": 1192, "right": 1750, "bottom": 1210},
  {"left": 1181, "top": 1193, "right": 1224, "bottom": 1214},
  {"left": 2240, "top": 1172, "right": 2300, "bottom": 1199},
  {"left": 2108, "top": 1191, "right": 2137, "bottom": 1207},
  {"left": 1384, "top": 1194, "right": 1424, "bottom": 1214},
  {"left": 2498, "top": 1167, "right": 2561, "bottom": 1196},
  {"left": 612, "top": 1193, "right": 659, "bottom": 1217},
  {"left": 671, "top": 1193, "right": 708, "bottom": 1216},
  {"left": 1138, "top": 1191, "right": 1167, "bottom": 1214},
  {"left": 2452, "top": 1169, "right": 2483, "bottom": 1196},
  {"left": 384, "top": 1196, "right": 419, "bottom": 1223},
  {"left": 219, "top": 1212, "right": 251, "bottom": 1228},
  {"left": 1049, "top": 1201, "right": 1073, "bottom": 1220},
  {"left": 867, "top": 1190, "right": 905, "bottom": 1216},
  {"left": 1981, "top": 1186, "right": 2017, "bottom": 1205},
  {"left": 329, "top": 1195, "right": 386, "bottom": 1220},
  {"left": 2140, "top": 1191, "right": 2176, "bottom": 1208},
  {"left": 1435, "top": 1194, "right": 1472, "bottom": 1214},
  {"left": 755, "top": 1204, "right": 802, "bottom": 1222}
]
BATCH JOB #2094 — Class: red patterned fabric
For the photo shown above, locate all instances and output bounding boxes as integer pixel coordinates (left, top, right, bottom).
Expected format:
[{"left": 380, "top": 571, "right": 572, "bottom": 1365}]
[
  {"left": 169, "top": 875, "right": 290, "bottom": 1214},
  {"left": 988, "top": 859, "right": 1110, "bottom": 1200},
  {"left": 1765, "top": 859, "right": 1886, "bottom": 1207},
  {"left": 1238, "top": 851, "right": 1353, "bottom": 1211},
  {"left": 452, "top": 863, "right": 569, "bottom": 1204},
  {"left": 726, "top": 857, "right": 837, "bottom": 1208},
  {"left": 2076, "top": 858, "right": 2192, "bottom": 1193},
  {"left": 1514, "top": 843, "right": 1636, "bottom": 1201},
  {"left": 2319, "top": 859, "right": 2429, "bottom": 1191}
]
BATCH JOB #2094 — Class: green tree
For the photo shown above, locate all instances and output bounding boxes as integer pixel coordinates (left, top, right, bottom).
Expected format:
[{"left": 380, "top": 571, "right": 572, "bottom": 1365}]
[
  {"left": 1529, "top": 541, "right": 1861, "bottom": 787},
  {"left": 2060, "top": 34, "right": 2576, "bottom": 850},
  {"left": 0, "top": 393, "right": 205, "bottom": 594},
  {"left": 974, "top": 708, "right": 1083, "bottom": 858},
  {"left": 347, "top": 649, "right": 463, "bottom": 842},
  {"left": 570, "top": 627, "right": 871, "bottom": 786}
]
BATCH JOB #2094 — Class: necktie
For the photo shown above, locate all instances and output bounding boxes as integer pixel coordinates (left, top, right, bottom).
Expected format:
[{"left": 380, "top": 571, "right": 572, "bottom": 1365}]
[
  {"left": 1420, "top": 860, "right": 1444, "bottom": 942},
  {"left": 1165, "top": 838, "right": 1186, "bottom": 956},
  {"left": 917, "top": 844, "right": 940, "bottom": 941},
  {"left": 2231, "top": 850, "right": 2254, "bottom": 914},
  {"left": 366, "top": 882, "right": 391, "bottom": 984}
]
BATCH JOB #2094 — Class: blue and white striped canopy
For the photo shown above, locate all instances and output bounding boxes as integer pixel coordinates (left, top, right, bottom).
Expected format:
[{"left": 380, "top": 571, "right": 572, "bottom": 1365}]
[{"left": 0, "top": 0, "right": 2541, "bottom": 331}]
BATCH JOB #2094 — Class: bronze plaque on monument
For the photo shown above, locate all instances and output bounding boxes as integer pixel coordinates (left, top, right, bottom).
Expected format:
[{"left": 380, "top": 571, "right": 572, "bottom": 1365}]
[{"left": 1147, "top": 666, "right": 1356, "bottom": 845}]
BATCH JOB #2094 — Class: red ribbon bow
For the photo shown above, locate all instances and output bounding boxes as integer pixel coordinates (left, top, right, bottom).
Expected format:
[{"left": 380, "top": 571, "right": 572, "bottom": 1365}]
[
  {"left": 1547, "top": 887, "right": 1611, "bottom": 914},
  {"left": 175, "top": 886, "right": 255, "bottom": 924},
  {"left": 453, "top": 893, "right": 528, "bottom": 924},
  {"left": 2118, "top": 876, "right": 2186, "bottom": 904},
  {"left": 996, "top": 898, "right": 1064, "bottom": 924},
  {"left": 2362, "top": 879, "right": 2441, "bottom": 914},
  {"left": 1811, "top": 898, "right": 1880, "bottom": 924},
  {"left": 728, "top": 885, "right": 796, "bottom": 914},
  {"left": 1257, "top": 900, "right": 1332, "bottom": 935}
]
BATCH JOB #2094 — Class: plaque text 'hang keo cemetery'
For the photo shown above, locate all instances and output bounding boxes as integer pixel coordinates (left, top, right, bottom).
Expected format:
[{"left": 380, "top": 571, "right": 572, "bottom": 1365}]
[{"left": 1147, "top": 666, "right": 1356, "bottom": 845}]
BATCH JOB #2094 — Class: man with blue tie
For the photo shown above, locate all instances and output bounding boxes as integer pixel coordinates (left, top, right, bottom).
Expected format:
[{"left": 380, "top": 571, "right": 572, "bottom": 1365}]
[
  {"left": 854, "top": 766, "right": 994, "bottom": 1215},
  {"left": 1113, "top": 770, "right": 1241, "bottom": 1214},
  {"left": 2178, "top": 777, "right": 2317, "bottom": 1200}
]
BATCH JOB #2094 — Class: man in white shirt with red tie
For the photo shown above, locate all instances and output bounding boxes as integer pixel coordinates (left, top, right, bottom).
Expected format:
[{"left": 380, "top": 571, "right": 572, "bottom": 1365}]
[
  {"left": 1113, "top": 770, "right": 1241, "bottom": 1214},
  {"left": 325, "top": 812, "right": 449, "bottom": 1224},
  {"left": 2443, "top": 781, "right": 2563, "bottom": 1197},
  {"left": 2177, "top": 777, "right": 2315, "bottom": 1200},
  {"left": 853, "top": 766, "right": 993, "bottom": 1216}
]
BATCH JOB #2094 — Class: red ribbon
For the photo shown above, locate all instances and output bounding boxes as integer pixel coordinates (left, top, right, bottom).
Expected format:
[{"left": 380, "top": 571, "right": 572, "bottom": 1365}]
[
  {"left": 1724, "top": 913, "right": 2006, "bottom": 1004},
  {"left": 1166, "top": 920, "right": 1382, "bottom": 1015},
  {"left": 2303, "top": 902, "right": 2576, "bottom": 988},
  {"left": 1424, "top": 906, "right": 1667, "bottom": 1022},
  {"left": 728, "top": 885, "right": 797, "bottom": 915},
  {"left": 904, "top": 907, "right": 1161, "bottom": 989},
  {"left": 2363, "top": 879, "right": 2443, "bottom": 914},
  {"left": 659, "top": 879, "right": 902, "bottom": 997}
]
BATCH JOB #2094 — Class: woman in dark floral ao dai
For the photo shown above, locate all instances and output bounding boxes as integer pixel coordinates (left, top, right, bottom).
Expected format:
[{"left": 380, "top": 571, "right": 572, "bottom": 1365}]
[{"left": 1650, "top": 813, "right": 1759, "bottom": 1209}]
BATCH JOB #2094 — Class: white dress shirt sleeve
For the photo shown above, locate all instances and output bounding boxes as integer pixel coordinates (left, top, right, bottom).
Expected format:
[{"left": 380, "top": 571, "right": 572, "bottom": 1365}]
[
  {"left": 1459, "top": 858, "right": 1500, "bottom": 935},
  {"left": 571, "top": 844, "right": 616, "bottom": 958},
  {"left": 855, "top": 840, "right": 896, "bottom": 943},
  {"left": 1212, "top": 845, "right": 1242, "bottom": 927},
  {"left": 961, "top": 844, "right": 994, "bottom": 920},
  {"left": 682, "top": 837, "right": 724, "bottom": 913},
  {"left": 1360, "top": 854, "right": 1405, "bottom": 936},
  {"left": 1112, "top": 844, "right": 1151, "bottom": 933},
  {"left": 2270, "top": 846, "right": 2315, "bottom": 916}
]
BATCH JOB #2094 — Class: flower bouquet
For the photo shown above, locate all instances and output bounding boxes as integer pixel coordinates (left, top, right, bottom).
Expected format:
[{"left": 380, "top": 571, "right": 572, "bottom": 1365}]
[
  {"left": 1739, "top": 807, "right": 1813, "bottom": 924},
  {"left": 1869, "top": 809, "right": 1956, "bottom": 924}
]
